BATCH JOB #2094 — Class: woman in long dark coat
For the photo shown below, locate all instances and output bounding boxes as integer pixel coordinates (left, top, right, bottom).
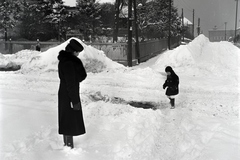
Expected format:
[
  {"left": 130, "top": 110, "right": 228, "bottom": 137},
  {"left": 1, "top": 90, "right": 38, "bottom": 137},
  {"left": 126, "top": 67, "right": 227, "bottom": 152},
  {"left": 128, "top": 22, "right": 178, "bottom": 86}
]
[
  {"left": 163, "top": 66, "right": 179, "bottom": 109},
  {"left": 57, "top": 39, "right": 87, "bottom": 148}
]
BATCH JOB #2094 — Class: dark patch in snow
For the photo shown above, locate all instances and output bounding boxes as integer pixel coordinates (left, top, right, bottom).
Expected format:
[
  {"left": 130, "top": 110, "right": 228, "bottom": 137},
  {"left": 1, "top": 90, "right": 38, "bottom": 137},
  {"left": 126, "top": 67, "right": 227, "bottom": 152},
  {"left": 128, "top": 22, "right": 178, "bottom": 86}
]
[
  {"left": 128, "top": 101, "right": 158, "bottom": 110},
  {"left": 88, "top": 91, "right": 159, "bottom": 110}
]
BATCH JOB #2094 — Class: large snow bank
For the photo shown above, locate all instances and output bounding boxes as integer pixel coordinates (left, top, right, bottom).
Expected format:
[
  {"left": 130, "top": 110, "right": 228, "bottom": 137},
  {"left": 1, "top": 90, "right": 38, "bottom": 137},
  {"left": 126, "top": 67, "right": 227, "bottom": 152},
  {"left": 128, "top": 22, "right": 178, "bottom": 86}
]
[
  {"left": 0, "top": 50, "right": 40, "bottom": 71},
  {"left": 20, "top": 38, "right": 124, "bottom": 74},
  {"left": 153, "top": 34, "right": 240, "bottom": 77}
]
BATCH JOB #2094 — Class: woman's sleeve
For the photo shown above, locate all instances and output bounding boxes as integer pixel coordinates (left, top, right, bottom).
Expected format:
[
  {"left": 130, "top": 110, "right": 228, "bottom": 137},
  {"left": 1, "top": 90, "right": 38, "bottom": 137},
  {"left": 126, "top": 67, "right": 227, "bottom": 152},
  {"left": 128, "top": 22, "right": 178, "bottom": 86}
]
[
  {"left": 62, "top": 61, "right": 80, "bottom": 105},
  {"left": 78, "top": 60, "right": 87, "bottom": 82}
]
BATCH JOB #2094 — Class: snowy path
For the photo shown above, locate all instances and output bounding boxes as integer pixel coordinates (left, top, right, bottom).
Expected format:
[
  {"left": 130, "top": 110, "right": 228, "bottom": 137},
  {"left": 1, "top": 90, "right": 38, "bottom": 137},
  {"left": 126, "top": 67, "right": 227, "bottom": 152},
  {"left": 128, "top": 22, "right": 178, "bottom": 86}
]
[
  {"left": 1, "top": 35, "right": 240, "bottom": 159},
  {"left": 1, "top": 71, "right": 239, "bottom": 160},
  {"left": 0, "top": 89, "right": 57, "bottom": 144},
  {"left": 0, "top": 88, "right": 57, "bottom": 158}
]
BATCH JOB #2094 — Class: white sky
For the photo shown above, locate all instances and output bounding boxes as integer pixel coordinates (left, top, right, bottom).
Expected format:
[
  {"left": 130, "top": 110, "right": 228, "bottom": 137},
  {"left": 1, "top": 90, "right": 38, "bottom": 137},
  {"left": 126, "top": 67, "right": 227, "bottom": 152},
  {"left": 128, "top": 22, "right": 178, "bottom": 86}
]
[{"left": 174, "top": 0, "right": 240, "bottom": 37}]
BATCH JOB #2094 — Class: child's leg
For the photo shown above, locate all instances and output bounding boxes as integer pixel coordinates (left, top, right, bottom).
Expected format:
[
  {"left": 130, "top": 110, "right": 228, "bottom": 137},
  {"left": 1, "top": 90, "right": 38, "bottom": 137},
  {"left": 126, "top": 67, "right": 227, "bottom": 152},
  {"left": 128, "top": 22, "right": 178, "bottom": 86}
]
[
  {"left": 167, "top": 96, "right": 175, "bottom": 109},
  {"left": 170, "top": 98, "right": 175, "bottom": 108}
]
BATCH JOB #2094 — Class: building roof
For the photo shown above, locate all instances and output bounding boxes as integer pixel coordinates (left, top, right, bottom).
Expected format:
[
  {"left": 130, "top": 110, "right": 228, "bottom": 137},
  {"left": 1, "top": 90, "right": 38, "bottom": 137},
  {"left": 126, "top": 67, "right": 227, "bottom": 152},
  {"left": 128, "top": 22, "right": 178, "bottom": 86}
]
[{"left": 182, "top": 17, "right": 192, "bottom": 25}]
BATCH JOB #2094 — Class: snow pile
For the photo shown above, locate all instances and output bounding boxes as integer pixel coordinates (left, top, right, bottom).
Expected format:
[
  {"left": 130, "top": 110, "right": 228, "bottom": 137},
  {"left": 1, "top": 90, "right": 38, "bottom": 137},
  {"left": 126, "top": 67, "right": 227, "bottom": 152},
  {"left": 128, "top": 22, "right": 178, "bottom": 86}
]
[
  {"left": 6, "top": 50, "right": 40, "bottom": 64},
  {"left": 20, "top": 38, "right": 124, "bottom": 74},
  {"left": 152, "top": 36, "right": 208, "bottom": 70},
  {"left": 0, "top": 50, "right": 40, "bottom": 68},
  {"left": 153, "top": 34, "right": 240, "bottom": 77},
  {"left": 196, "top": 41, "right": 240, "bottom": 75},
  {"left": 80, "top": 44, "right": 125, "bottom": 73}
]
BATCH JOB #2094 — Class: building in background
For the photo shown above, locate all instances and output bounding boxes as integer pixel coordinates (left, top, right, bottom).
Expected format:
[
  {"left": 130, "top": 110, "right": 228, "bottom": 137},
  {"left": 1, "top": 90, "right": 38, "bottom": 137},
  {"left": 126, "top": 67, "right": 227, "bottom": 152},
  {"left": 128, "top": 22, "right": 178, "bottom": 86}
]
[
  {"left": 181, "top": 17, "right": 194, "bottom": 40},
  {"left": 208, "top": 26, "right": 240, "bottom": 42},
  {"left": 183, "top": 17, "right": 193, "bottom": 35}
]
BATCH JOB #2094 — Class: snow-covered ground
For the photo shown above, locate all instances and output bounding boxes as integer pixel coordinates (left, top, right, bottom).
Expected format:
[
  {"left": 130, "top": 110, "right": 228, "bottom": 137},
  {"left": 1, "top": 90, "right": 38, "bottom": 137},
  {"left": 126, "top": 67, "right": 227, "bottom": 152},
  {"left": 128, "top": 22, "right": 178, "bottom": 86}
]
[{"left": 0, "top": 35, "right": 239, "bottom": 160}]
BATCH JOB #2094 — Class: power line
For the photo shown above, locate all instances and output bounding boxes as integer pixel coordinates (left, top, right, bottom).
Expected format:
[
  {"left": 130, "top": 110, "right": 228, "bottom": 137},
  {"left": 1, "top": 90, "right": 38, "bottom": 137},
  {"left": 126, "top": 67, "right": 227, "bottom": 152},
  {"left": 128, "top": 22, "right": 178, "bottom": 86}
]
[{"left": 180, "top": 0, "right": 193, "bottom": 12}]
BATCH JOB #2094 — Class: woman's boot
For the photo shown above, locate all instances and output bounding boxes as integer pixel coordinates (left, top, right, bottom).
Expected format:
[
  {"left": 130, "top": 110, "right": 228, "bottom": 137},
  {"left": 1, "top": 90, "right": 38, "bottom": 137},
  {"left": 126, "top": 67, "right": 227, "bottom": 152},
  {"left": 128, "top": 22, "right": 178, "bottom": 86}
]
[
  {"left": 66, "top": 136, "right": 74, "bottom": 149},
  {"left": 63, "top": 135, "right": 67, "bottom": 146}
]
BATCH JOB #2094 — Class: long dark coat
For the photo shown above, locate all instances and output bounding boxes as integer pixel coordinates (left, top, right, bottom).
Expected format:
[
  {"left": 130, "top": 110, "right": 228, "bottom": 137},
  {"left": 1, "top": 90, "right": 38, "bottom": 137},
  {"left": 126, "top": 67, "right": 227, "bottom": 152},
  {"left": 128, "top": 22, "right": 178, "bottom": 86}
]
[
  {"left": 163, "top": 70, "right": 179, "bottom": 96},
  {"left": 57, "top": 50, "right": 87, "bottom": 136}
]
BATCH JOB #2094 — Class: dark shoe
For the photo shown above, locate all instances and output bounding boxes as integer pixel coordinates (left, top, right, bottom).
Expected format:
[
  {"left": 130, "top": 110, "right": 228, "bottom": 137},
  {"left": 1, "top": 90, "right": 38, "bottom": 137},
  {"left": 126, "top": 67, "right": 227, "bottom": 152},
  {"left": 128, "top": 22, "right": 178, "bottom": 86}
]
[
  {"left": 66, "top": 136, "right": 74, "bottom": 149},
  {"left": 170, "top": 98, "right": 175, "bottom": 109},
  {"left": 63, "top": 135, "right": 67, "bottom": 146}
]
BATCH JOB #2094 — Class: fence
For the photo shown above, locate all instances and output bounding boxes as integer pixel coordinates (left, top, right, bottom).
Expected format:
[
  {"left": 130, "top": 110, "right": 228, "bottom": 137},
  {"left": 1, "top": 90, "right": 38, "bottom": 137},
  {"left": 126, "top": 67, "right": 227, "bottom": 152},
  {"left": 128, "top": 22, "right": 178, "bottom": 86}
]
[
  {"left": 0, "top": 40, "right": 60, "bottom": 54},
  {"left": 0, "top": 37, "right": 180, "bottom": 66},
  {"left": 84, "top": 37, "right": 180, "bottom": 65}
]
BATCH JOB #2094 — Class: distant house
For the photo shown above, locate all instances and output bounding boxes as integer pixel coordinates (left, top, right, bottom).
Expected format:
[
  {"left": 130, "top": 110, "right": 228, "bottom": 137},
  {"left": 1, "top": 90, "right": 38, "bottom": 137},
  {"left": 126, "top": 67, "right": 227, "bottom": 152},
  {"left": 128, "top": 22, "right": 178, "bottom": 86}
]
[
  {"left": 181, "top": 17, "right": 194, "bottom": 39},
  {"left": 208, "top": 26, "right": 240, "bottom": 42},
  {"left": 183, "top": 17, "right": 193, "bottom": 32}
]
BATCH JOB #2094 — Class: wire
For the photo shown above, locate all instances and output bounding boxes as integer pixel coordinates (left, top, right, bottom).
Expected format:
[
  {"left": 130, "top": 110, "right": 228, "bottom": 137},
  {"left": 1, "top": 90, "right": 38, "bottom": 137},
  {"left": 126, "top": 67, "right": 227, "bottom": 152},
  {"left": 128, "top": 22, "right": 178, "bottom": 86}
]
[{"left": 181, "top": 0, "right": 193, "bottom": 12}]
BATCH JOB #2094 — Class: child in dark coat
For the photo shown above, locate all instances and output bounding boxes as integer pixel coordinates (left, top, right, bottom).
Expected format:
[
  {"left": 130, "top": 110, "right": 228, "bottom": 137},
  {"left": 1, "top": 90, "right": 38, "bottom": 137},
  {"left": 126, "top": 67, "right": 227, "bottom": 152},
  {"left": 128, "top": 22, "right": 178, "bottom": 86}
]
[{"left": 163, "top": 66, "right": 179, "bottom": 109}]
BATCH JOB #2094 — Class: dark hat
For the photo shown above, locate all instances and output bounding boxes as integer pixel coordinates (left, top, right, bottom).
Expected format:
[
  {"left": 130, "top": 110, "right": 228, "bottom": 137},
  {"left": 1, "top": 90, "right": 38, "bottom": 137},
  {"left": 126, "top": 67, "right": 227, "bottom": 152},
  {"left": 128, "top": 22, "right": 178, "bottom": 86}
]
[
  {"left": 165, "top": 66, "right": 173, "bottom": 72},
  {"left": 66, "top": 39, "right": 84, "bottom": 52}
]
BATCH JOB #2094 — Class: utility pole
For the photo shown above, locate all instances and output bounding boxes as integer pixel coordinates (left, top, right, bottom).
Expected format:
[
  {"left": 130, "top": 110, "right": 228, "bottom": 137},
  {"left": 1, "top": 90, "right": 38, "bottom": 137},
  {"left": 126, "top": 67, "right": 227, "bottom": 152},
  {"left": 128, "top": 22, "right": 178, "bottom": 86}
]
[
  {"left": 113, "top": 0, "right": 120, "bottom": 42},
  {"left": 197, "top": 18, "right": 200, "bottom": 35},
  {"left": 192, "top": 9, "right": 195, "bottom": 38},
  {"left": 234, "top": 0, "right": 239, "bottom": 42},
  {"left": 133, "top": 0, "right": 140, "bottom": 64},
  {"left": 168, "top": 0, "right": 172, "bottom": 49},
  {"left": 3, "top": 0, "right": 8, "bottom": 50},
  {"left": 182, "top": 8, "right": 184, "bottom": 41},
  {"left": 224, "top": 22, "right": 227, "bottom": 41},
  {"left": 4, "top": 27, "right": 7, "bottom": 42},
  {"left": 127, "top": 0, "right": 133, "bottom": 67}
]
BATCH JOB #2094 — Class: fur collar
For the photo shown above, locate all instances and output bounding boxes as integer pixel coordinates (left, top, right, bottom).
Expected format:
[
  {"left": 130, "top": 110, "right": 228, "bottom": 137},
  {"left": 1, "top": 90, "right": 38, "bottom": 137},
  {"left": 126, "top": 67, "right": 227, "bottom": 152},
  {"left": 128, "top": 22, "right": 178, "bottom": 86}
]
[{"left": 58, "top": 50, "right": 81, "bottom": 64}]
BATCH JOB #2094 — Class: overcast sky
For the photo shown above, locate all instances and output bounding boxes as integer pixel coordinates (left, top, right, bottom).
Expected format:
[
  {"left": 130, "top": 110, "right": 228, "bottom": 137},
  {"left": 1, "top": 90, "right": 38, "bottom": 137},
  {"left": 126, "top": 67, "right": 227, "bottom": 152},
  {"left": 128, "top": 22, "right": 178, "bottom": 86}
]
[
  {"left": 174, "top": 0, "right": 239, "bottom": 37},
  {"left": 63, "top": 0, "right": 240, "bottom": 37}
]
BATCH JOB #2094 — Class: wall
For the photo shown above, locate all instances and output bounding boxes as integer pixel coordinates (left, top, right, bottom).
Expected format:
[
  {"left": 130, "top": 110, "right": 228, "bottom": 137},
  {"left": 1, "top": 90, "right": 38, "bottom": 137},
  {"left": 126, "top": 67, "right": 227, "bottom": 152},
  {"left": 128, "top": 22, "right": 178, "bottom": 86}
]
[
  {"left": 0, "top": 37, "right": 180, "bottom": 66},
  {"left": 208, "top": 30, "right": 235, "bottom": 42},
  {"left": 0, "top": 41, "right": 60, "bottom": 54}
]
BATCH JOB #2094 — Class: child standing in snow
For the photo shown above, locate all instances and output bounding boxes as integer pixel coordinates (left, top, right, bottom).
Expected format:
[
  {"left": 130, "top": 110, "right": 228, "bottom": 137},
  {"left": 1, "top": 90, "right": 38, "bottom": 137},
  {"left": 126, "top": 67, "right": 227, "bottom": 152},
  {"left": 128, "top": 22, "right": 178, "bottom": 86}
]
[{"left": 163, "top": 66, "right": 179, "bottom": 109}]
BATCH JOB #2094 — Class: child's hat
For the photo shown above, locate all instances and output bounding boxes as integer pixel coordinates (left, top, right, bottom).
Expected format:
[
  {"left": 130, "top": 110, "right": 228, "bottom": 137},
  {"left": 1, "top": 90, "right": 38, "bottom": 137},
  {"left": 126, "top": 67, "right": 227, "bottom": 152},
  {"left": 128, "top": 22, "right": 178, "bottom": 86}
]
[{"left": 165, "top": 66, "right": 173, "bottom": 72}]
